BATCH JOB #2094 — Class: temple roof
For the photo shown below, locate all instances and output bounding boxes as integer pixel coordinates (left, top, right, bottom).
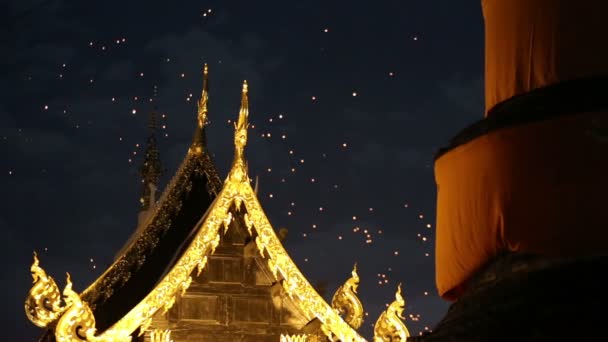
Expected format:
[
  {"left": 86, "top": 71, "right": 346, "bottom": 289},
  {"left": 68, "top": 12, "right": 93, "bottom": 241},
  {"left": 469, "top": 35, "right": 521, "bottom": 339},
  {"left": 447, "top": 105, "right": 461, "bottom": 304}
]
[{"left": 26, "top": 69, "right": 407, "bottom": 342}]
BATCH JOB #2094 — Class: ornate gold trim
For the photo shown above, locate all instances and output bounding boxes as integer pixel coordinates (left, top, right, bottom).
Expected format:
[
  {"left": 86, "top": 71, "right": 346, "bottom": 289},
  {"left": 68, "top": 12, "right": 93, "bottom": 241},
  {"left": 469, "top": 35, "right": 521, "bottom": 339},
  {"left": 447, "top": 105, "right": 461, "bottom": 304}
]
[
  {"left": 281, "top": 334, "right": 310, "bottom": 342},
  {"left": 332, "top": 263, "right": 364, "bottom": 329},
  {"left": 25, "top": 252, "right": 66, "bottom": 328},
  {"left": 373, "top": 284, "right": 410, "bottom": 341}
]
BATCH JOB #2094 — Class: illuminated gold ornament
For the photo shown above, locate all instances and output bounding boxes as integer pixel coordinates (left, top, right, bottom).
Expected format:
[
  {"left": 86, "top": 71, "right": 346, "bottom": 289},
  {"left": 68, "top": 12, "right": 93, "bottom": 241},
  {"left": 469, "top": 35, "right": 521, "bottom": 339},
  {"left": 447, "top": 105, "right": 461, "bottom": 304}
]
[
  {"left": 55, "top": 273, "right": 103, "bottom": 342},
  {"left": 332, "top": 263, "right": 364, "bottom": 329},
  {"left": 198, "top": 64, "right": 209, "bottom": 129},
  {"left": 25, "top": 252, "right": 67, "bottom": 327},
  {"left": 373, "top": 283, "right": 410, "bottom": 342},
  {"left": 189, "top": 63, "right": 209, "bottom": 154},
  {"left": 228, "top": 80, "right": 250, "bottom": 184},
  {"left": 280, "top": 334, "right": 309, "bottom": 342}
]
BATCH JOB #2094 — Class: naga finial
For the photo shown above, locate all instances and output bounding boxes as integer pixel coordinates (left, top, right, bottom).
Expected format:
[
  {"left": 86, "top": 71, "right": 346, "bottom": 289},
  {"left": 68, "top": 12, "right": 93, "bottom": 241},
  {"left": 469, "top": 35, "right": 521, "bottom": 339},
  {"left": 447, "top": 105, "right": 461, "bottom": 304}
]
[
  {"left": 191, "top": 63, "right": 210, "bottom": 154},
  {"left": 373, "top": 283, "right": 410, "bottom": 341},
  {"left": 55, "top": 272, "right": 104, "bottom": 341},
  {"left": 395, "top": 283, "right": 405, "bottom": 306},
  {"left": 63, "top": 273, "right": 77, "bottom": 303},
  {"left": 31, "top": 251, "right": 41, "bottom": 282},
  {"left": 331, "top": 262, "right": 364, "bottom": 329},
  {"left": 25, "top": 252, "right": 67, "bottom": 328},
  {"left": 352, "top": 262, "right": 359, "bottom": 283},
  {"left": 228, "top": 80, "right": 250, "bottom": 183}
]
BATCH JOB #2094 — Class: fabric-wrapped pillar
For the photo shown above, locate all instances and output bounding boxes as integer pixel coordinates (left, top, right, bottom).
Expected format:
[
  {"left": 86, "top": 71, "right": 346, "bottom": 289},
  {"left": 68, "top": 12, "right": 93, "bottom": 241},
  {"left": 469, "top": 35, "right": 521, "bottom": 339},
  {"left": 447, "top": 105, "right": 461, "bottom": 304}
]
[
  {"left": 484, "top": 0, "right": 608, "bottom": 115},
  {"left": 434, "top": 0, "right": 608, "bottom": 300}
]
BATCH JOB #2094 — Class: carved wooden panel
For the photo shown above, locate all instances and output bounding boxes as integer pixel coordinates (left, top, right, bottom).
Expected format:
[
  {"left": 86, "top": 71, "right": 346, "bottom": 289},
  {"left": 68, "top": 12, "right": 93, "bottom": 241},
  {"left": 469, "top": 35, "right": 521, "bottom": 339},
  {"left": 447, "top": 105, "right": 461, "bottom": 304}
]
[
  {"left": 179, "top": 295, "right": 220, "bottom": 323},
  {"left": 203, "top": 257, "right": 243, "bottom": 283},
  {"left": 222, "top": 258, "right": 243, "bottom": 283},
  {"left": 232, "top": 297, "right": 271, "bottom": 324}
]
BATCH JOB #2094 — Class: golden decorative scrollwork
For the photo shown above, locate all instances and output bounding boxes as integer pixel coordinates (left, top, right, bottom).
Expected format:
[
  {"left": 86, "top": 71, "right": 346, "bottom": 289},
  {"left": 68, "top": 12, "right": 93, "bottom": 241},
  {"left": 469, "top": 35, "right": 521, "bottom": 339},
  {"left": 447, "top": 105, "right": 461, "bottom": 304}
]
[
  {"left": 228, "top": 80, "right": 250, "bottom": 184},
  {"left": 190, "top": 63, "right": 209, "bottom": 154},
  {"left": 55, "top": 273, "right": 132, "bottom": 342},
  {"left": 332, "top": 263, "right": 364, "bottom": 329},
  {"left": 373, "top": 283, "right": 410, "bottom": 342},
  {"left": 25, "top": 252, "right": 66, "bottom": 327}
]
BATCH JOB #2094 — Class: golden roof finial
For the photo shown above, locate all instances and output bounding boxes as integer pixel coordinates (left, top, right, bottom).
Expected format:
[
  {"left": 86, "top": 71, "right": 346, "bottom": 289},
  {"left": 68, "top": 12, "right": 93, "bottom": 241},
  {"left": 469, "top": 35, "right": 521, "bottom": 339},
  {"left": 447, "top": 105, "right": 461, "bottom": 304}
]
[
  {"left": 395, "top": 283, "right": 405, "bottom": 304},
  {"left": 140, "top": 88, "right": 163, "bottom": 210},
  {"left": 149, "top": 85, "right": 159, "bottom": 130},
  {"left": 373, "top": 283, "right": 410, "bottom": 341},
  {"left": 25, "top": 252, "right": 66, "bottom": 328},
  {"left": 190, "top": 63, "right": 209, "bottom": 154},
  {"left": 198, "top": 64, "right": 209, "bottom": 128},
  {"left": 236, "top": 80, "right": 249, "bottom": 131},
  {"left": 352, "top": 262, "right": 359, "bottom": 280},
  {"left": 331, "top": 262, "right": 364, "bottom": 329},
  {"left": 228, "top": 80, "right": 250, "bottom": 183},
  {"left": 32, "top": 251, "right": 39, "bottom": 268},
  {"left": 64, "top": 273, "right": 73, "bottom": 293},
  {"left": 30, "top": 251, "right": 42, "bottom": 283},
  {"left": 55, "top": 273, "right": 100, "bottom": 341}
]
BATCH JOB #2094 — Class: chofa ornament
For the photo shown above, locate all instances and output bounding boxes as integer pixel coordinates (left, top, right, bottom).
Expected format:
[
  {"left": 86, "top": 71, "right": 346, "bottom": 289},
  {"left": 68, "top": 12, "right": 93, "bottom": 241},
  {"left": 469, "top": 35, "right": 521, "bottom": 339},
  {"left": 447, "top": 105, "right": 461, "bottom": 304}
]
[
  {"left": 25, "top": 252, "right": 67, "bottom": 327},
  {"left": 55, "top": 273, "right": 104, "bottom": 342},
  {"left": 332, "top": 263, "right": 365, "bottom": 329},
  {"left": 373, "top": 283, "right": 410, "bottom": 342}
]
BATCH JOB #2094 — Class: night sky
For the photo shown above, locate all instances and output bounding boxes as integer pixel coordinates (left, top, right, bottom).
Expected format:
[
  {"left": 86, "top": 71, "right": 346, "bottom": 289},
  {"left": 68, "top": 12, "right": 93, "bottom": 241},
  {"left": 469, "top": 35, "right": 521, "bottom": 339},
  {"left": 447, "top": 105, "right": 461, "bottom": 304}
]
[{"left": 2, "top": 1, "right": 484, "bottom": 340}]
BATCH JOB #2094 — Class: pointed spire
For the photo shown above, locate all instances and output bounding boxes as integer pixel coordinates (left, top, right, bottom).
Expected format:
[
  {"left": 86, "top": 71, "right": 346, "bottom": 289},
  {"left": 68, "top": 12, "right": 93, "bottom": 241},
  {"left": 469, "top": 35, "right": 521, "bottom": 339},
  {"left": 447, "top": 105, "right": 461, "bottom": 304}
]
[
  {"left": 228, "top": 80, "right": 250, "bottom": 183},
  {"left": 148, "top": 110, "right": 157, "bottom": 131},
  {"left": 149, "top": 85, "right": 159, "bottom": 130},
  {"left": 351, "top": 262, "right": 359, "bottom": 281},
  {"left": 190, "top": 64, "right": 209, "bottom": 153},
  {"left": 140, "top": 87, "right": 163, "bottom": 210},
  {"left": 395, "top": 283, "right": 405, "bottom": 304},
  {"left": 236, "top": 80, "right": 249, "bottom": 132}
]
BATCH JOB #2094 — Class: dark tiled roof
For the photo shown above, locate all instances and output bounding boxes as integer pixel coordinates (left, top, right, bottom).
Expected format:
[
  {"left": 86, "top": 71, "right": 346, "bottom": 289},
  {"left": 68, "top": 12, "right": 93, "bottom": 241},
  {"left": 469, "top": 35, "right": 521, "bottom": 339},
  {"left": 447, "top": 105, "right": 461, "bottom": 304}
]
[
  {"left": 40, "top": 151, "right": 221, "bottom": 341},
  {"left": 86, "top": 152, "right": 221, "bottom": 331}
]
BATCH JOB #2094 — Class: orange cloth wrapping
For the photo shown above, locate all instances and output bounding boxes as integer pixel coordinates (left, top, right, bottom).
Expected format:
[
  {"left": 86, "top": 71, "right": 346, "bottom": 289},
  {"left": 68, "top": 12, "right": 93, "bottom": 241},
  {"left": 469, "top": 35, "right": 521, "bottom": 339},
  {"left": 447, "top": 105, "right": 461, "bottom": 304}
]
[
  {"left": 435, "top": 112, "right": 608, "bottom": 300},
  {"left": 483, "top": 0, "right": 608, "bottom": 114},
  {"left": 435, "top": 0, "right": 608, "bottom": 300}
]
